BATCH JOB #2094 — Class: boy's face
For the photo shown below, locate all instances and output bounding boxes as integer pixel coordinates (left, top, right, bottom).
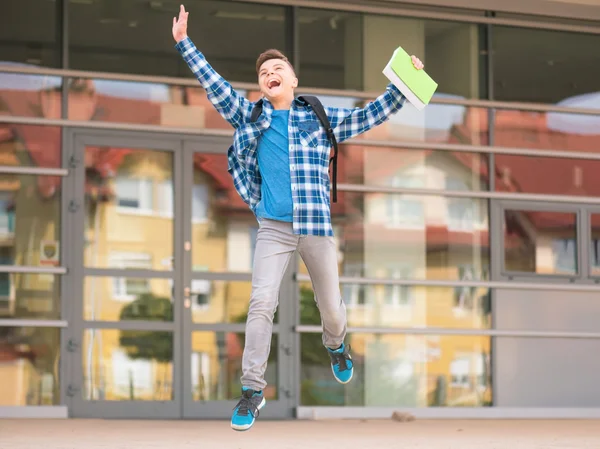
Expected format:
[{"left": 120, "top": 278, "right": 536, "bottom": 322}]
[{"left": 258, "top": 58, "right": 298, "bottom": 103}]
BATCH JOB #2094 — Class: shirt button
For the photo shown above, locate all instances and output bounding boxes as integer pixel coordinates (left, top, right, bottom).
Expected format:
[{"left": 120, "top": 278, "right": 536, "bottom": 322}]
[{"left": 291, "top": 165, "right": 295, "bottom": 170}]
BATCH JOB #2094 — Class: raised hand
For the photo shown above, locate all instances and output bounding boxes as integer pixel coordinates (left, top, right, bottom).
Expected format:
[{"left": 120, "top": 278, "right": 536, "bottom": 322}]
[
  {"left": 172, "top": 4, "right": 189, "bottom": 43},
  {"left": 411, "top": 55, "right": 424, "bottom": 70}
]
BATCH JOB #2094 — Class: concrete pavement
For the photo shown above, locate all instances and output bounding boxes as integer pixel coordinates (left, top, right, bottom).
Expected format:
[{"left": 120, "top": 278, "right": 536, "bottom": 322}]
[{"left": 1, "top": 418, "right": 600, "bottom": 448}]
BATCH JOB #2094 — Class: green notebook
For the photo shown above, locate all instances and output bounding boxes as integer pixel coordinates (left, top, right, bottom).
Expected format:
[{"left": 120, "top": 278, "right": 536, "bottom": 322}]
[{"left": 382, "top": 46, "right": 438, "bottom": 110}]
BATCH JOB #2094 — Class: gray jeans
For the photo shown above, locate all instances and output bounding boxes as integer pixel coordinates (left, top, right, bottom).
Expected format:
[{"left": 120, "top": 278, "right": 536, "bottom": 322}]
[{"left": 241, "top": 218, "right": 347, "bottom": 391}]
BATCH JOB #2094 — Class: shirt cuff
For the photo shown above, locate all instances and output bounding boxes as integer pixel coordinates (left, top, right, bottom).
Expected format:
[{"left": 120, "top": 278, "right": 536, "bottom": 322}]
[{"left": 174, "top": 36, "right": 193, "bottom": 52}]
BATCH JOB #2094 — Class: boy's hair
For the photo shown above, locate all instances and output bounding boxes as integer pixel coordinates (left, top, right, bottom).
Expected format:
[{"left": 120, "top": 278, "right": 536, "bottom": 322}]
[{"left": 256, "top": 49, "right": 295, "bottom": 75}]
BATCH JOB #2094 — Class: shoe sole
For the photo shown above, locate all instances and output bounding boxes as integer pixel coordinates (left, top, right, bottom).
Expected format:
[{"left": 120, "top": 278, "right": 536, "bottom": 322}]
[
  {"left": 331, "top": 364, "right": 354, "bottom": 384},
  {"left": 231, "top": 397, "right": 266, "bottom": 432}
]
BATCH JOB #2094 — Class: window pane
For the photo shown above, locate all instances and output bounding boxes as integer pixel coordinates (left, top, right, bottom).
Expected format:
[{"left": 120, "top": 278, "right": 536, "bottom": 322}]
[
  {"left": 0, "top": 174, "right": 61, "bottom": 266},
  {"left": 493, "top": 27, "right": 599, "bottom": 104},
  {"left": 0, "top": 74, "right": 63, "bottom": 120},
  {"left": 299, "top": 9, "right": 487, "bottom": 99},
  {"left": 0, "top": 327, "right": 60, "bottom": 405},
  {"left": 84, "top": 147, "right": 173, "bottom": 271},
  {"left": 352, "top": 102, "right": 489, "bottom": 145},
  {"left": 495, "top": 155, "right": 600, "bottom": 196},
  {"left": 0, "top": 0, "right": 59, "bottom": 67},
  {"left": 190, "top": 280, "right": 275, "bottom": 325},
  {"left": 338, "top": 146, "right": 489, "bottom": 190},
  {"left": 299, "top": 282, "right": 490, "bottom": 329},
  {"left": 69, "top": 0, "right": 288, "bottom": 80},
  {"left": 0, "top": 274, "right": 60, "bottom": 320},
  {"left": 190, "top": 153, "right": 256, "bottom": 273},
  {"left": 82, "top": 328, "right": 173, "bottom": 401},
  {"left": 84, "top": 277, "right": 173, "bottom": 322},
  {"left": 0, "top": 124, "right": 61, "bottom": 168},
  {"left": 504, "top": 209, "right": 577, "bottom": 275},
  {"left": 191, "top": 332, "right": 278, "bottom": 401},
  {"left": 495, "top": 109, "right": 600, "bottom": 153},
  {"left": 300, "top": 193, "right": 489, "bottom": 281},
  {"left": 300, "top": 333, "right": 491, "bottom": 406}
]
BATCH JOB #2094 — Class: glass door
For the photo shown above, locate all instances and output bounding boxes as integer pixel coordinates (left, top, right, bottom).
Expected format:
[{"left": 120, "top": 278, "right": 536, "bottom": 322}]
[
  {"left": 65, "top": 130, "right": 183, "bottom": 418},
  {"left": 181, "top": 139, "right": 296, "bottom": 419}
]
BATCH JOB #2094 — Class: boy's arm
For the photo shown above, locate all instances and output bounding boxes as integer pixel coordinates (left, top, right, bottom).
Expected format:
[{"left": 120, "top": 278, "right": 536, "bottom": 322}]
[
  {"left": 175, "top": 37, "right": 252, "bottom": 129},
  {"left": 172, "top": 5, "right": 251, "bottom": 129},
  {"left": 327, "top": 83, "right": 406, "bottom": 144}
]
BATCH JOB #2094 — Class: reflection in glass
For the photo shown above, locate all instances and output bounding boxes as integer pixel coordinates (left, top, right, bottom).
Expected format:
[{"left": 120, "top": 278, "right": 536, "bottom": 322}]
[
  {"left": 84, "top": 147, "right": 173, "bottom": 271},
  {"left": 338, "top": 146, "right": 489, "bottom": 190},
  {"left": 590, "top": 214, "right": 600, "bottom": 277},
  {"left": 298, "top": 9, "right": 487, "bottom": 98},
  {"left": 360, "top": 103, "right": 489, "bottom": 145},
  {"left": 495, "top": 110, "right": 600, "bottom": 153},
  {"left": 191, "top": 332, "right": 277, "bottom": 401},
  {"left": 299, "top": 282, "right": 490, "bottom": 329},
  {"left": 0, "top": 0, "right": 59, "bottom": 67},
  {"left": 84, "top": 277, "right": 173, "bottom": 322},
  {"left": 493, "top": 26, "right": 600, "bottom": 104},
  {"left": 69, "top": 0, "right": 287, "bottom": 80},
  {"left": 504, "top": 209, "right": 577, "bottom": 275},
  {"left": 301, "top": 192, "right": 489, "bottom": 281},
  {"left": 0, "top": 74, "right": 62, "bottom": 120},
  {"left": 0, "top": 174, "right": 60, "bottom": 266},
  {"left": 300, "top": 333, "right": 491, "bottom": 407},
  {"left": 0, "top": 327, "right": 60, "bottom": 405},
  {"left": 190, "top": 153, "right": 256, "bottom": 273},
  {"left": 495, "top": 155, "right": 600, "bottom": 197},
  {"left": 190, "top": 280, "right": 270, "bottom": 325},
  {"left": 0, "top": 124, "right": 61, "bottom": 168},
  {"left": 0, "top": 274, "right": 59, "bottom": 320},
  {"left": 83, "top": 329, "right": 173, "bottom": 401}
]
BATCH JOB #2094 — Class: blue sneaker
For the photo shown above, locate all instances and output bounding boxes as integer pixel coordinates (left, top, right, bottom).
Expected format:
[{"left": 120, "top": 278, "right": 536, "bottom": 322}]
[
  {"left": 327, "top": 343, "right": 354, "bottom": 384},
  {"left": 231, "top": 387, "right": 266, "bottom": 431}
]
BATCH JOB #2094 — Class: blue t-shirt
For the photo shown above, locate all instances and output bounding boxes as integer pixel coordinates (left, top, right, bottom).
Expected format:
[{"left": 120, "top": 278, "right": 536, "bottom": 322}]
[{"left": 255, "top": 109, "right": 293, "bottom": 222}]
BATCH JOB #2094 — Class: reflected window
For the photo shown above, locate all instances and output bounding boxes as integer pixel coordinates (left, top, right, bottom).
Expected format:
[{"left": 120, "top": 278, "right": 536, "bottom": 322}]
[
  {"left": 192, "top": 184, "right": 209, "bottom": 222},
  {"left": 191, "top": 279, "right": 210, "bottom": 309},
  {"left": 109, "top": 252, "right": 152, "bottom": 301},
  {"left": 116, "top": 177, "right": 153, "bottom": 212},
  {"left": 384, "top": 267, "right": 414, "bottom": 307},
  {"left": 386, "top": 175, "right": 425, "bottom": 229},
  {"left": 504, "top": 209, "right": 577, "bottom": 275}
]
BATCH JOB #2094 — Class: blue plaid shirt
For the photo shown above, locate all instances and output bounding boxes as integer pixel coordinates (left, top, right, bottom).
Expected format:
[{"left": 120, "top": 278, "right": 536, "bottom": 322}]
[{"left": 176, "top": 37, "right": 406, "bottom": 236}]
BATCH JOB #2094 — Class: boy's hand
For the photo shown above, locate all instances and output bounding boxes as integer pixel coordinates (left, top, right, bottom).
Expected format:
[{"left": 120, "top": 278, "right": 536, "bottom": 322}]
[
  {"left": 411, "top": 55, "right": 424, "bottom": 70},
  {"left": 173, "top": 4, "right": 189, "bottom": 43}
]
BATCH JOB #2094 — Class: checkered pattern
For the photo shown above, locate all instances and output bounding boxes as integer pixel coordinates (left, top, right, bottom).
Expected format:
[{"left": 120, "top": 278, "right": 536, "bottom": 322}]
[{"left": 176, "top": 37, "right": 406, "bottom": 236}]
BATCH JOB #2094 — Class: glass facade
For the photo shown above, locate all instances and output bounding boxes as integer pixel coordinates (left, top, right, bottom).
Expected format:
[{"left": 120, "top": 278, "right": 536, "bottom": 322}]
[{"left": 0, "top": 0, "right": 599, "bottom": 418}]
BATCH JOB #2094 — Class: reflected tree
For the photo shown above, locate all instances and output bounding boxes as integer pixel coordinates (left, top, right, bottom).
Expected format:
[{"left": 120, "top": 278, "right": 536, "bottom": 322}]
[{"left": 118, "top": 293, "right": 174, "bottom": 399}]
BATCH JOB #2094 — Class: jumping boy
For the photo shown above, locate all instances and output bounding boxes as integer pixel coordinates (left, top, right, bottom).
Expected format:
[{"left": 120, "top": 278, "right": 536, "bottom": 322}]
[{"left": 172, "top": 4, "right": 424, "bottom": 431}]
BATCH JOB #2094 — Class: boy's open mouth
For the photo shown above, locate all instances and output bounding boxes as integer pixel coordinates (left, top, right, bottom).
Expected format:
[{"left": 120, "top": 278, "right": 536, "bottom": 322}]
[{"left": 267, "top": 79, "right": 281, "bottom": 89}]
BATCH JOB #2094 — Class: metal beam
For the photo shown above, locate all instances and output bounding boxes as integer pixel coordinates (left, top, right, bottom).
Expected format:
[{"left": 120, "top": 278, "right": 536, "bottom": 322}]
[
  {"left": 0, "top": 65, "right": 599, "bottom": 116},
  {"left": 295, "top": 324, "right": 600, "bottom": 339},
  {"left": 295, "top": 273, "right": 600, "bottom": 292},
  {"left": 337, "top": 183, "right": 600, "bottom": 205},
  {"left": 0, "top": 319, "right": 68, "bottom": 328},
  {"left": 0, "top": 265, "right": 67, "bottom": 275}
]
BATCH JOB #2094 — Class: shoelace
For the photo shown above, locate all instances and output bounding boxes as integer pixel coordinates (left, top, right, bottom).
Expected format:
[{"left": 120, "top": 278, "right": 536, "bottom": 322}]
[
  {"left": 233, "top": 391, "right": 260, "bottom": 418},
  {"left": 330, "top": 345, "right": 352, "bottom": 372}
]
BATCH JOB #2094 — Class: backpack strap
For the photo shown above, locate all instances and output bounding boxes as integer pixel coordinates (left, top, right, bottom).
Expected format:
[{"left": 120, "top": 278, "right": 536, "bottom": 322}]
[
  {"left": 297, "top": 95, "right": 339, "bottom": 203},
  {"left": 249, "top": 99, "right": 263, "bottom": 123}
]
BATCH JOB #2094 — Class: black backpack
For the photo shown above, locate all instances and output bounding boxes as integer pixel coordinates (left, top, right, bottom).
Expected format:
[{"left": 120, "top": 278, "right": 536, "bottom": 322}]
[{"left": 250, "top": 96, "right": 339, "bottom": 203}]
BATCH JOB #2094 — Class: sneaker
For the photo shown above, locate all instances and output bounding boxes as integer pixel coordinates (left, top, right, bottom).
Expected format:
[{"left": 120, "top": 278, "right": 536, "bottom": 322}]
[
  {"left": 327, "top": 343, "right": 354, "bottom": 384},
  {"left": 231, "top": 387, "right": 266, "bottom": 431}
]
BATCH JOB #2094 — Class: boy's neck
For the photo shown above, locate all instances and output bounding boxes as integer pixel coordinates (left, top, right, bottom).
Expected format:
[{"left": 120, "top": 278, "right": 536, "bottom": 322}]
[{"left": 270, "top": 94, "right": 294, "bottom": 110}]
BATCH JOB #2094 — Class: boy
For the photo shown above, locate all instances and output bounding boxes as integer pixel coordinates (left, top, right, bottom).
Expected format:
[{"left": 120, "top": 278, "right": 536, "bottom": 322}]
[{"left": 172, "top": 4, "right": 423, "bottom": 431}]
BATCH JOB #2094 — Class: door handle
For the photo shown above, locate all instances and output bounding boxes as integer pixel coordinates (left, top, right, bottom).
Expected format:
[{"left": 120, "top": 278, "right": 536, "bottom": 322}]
[{"left": 184, "top": 287, "right": 190, "bottom": 296}]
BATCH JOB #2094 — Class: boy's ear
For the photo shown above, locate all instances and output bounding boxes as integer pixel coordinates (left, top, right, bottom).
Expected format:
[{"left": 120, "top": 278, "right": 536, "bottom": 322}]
[{"left": 292, "top": 76, "right": 298, "bottom": 88}]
